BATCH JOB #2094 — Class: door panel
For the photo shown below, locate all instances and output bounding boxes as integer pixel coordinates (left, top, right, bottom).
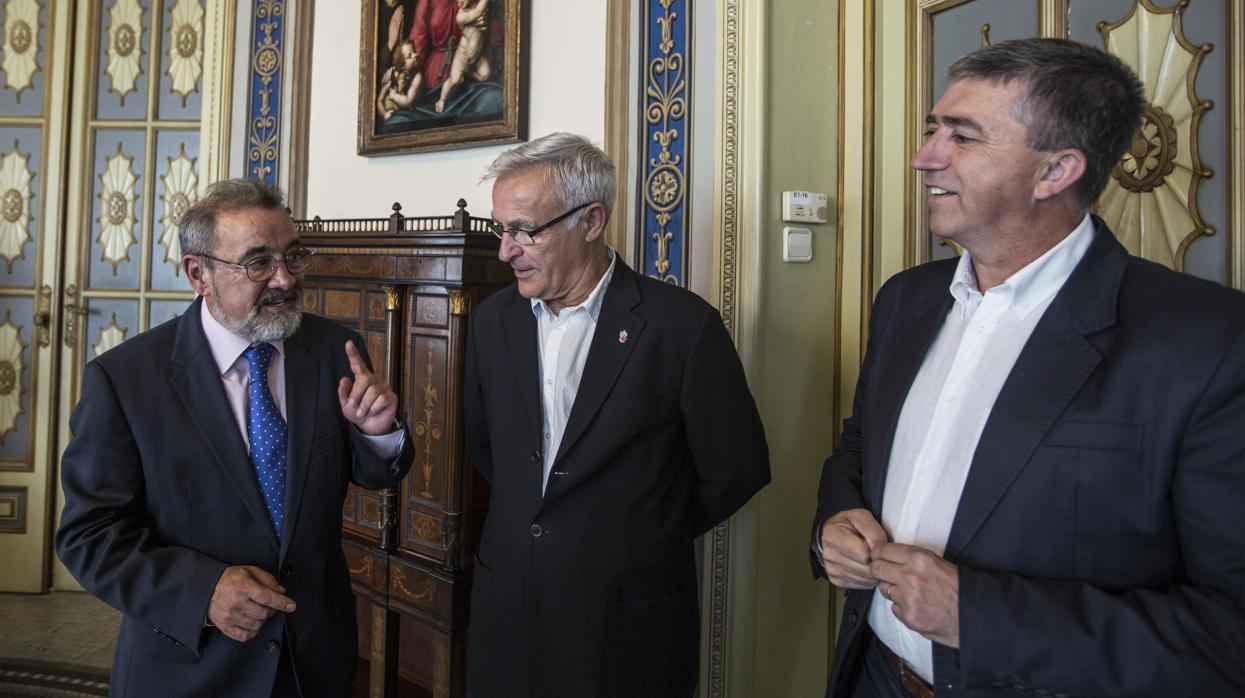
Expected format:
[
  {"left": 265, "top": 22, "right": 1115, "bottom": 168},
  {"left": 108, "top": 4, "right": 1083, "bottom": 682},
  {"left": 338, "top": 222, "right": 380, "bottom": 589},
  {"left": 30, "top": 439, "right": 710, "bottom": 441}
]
[{"left": 0, "top": 0, "right": 71, "bottom": 592}]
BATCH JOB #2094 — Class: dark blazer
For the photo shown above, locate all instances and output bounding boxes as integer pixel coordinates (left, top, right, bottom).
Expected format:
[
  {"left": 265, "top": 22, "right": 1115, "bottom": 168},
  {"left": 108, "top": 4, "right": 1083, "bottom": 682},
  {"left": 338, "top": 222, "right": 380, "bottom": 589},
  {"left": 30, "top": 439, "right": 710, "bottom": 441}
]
[
  {"left": 56, "top": 297, "right": 413, "bottom": 698},
  {"left": 463, "top": 260, "right": 770, "bottom": 698},
  {"left": 813, "top": 218, "right": 1245, "bottom": 697}
]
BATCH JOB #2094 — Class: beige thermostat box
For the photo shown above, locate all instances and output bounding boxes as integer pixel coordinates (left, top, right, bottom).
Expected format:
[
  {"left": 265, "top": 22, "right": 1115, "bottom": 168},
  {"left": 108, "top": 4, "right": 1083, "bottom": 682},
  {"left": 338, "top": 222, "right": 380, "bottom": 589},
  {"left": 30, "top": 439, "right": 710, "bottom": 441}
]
[{"left": 782, "top": 191, "right": 829, "bottom": 223}]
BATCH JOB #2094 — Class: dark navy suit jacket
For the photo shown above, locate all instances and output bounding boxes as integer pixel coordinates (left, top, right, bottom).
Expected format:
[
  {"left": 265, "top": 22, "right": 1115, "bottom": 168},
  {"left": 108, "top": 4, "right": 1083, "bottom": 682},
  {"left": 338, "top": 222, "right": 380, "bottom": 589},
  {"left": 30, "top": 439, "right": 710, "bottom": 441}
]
[
  {"left": 814, "top": 218, "right": 1245, "bottom": 697},
  {"left": 57, "top": 297, "right": 413, "bottom": 697},
  {"left": 464, "top": 260, "right": 770, "bottom": 698}
]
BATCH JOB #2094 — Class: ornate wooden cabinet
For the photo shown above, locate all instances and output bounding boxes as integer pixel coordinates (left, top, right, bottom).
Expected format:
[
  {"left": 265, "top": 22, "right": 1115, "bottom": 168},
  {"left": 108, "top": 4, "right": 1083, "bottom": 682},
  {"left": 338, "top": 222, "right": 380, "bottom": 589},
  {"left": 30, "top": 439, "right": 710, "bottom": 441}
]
[{"left": 295, "top": 202, "right": 508, "bottom": 698}]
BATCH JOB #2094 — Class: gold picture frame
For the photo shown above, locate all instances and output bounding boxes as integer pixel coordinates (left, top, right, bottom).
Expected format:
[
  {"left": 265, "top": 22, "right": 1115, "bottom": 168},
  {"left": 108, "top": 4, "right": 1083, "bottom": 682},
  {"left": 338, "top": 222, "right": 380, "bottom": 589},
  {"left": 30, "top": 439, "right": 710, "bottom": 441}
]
[{"left": 357, "top": 0, "right": 528, "bottom": 156}]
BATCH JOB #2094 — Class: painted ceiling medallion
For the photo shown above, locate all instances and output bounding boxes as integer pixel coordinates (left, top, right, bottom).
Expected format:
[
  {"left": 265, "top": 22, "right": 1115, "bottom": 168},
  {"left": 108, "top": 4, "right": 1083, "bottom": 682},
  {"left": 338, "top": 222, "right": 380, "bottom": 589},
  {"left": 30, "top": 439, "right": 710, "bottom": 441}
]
[
  {"left": 0, "top": 141, "right": 33, "bottom": 273},
  {"left": 92, "top": 313, "right": 127, "bottom": 358},
  {"left": 105, "top": 0, "right": 144, "bottom": 104},
  {"left": 2, "top": 0, "right": 41, "bottom": 101},
  {"left": 0, "top": 314, "right": 26, "bottom": 442},
  {"left": 1096, "top": 0, "right": 1214, "bottom": 271},
  {"left": 97, "top": 144, "right": 139, "bottom": 272},
  {"left": 166, "top": 0, "right": 203, "bottom": 105},
  {"left": 158, "top": 144, "right": 197, "bottom": 272}
]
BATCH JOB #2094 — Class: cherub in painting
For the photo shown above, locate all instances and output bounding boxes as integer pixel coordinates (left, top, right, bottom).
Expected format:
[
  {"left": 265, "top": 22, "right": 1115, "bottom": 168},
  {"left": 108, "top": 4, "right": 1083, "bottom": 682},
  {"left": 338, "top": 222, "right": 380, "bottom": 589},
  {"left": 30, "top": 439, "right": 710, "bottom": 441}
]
[
  {"left": 378, "top": 39, "right": 424, "bottom": 120},
  {"left": 435, "top": 0, "right": 492, "bottom": 113}
]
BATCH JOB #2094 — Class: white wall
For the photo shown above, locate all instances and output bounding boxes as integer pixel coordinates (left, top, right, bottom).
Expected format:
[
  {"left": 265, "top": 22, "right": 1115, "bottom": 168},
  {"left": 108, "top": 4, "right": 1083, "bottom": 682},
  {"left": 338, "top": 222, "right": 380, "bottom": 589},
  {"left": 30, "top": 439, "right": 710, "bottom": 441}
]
[{"left": 304, "top": 1, "right": 608, "bottom": 220}]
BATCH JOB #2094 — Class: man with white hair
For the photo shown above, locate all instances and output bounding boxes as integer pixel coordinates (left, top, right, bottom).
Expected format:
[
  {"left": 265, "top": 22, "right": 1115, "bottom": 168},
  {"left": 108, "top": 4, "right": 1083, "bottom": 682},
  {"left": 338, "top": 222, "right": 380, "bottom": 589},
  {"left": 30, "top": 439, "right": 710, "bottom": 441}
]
[{"left": 464, "top": 132, "right": 771, "bottom": 697}]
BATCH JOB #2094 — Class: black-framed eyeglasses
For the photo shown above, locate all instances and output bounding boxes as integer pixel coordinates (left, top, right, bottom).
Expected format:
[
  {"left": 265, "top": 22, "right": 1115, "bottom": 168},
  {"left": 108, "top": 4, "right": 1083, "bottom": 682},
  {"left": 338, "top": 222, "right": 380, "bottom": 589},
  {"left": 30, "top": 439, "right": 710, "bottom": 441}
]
[
  {"left": 199, "top": 247, "right": 315, "bottom": 282},
  {"left": 486, "top": 202, "right": 594, "bottom": 246}
]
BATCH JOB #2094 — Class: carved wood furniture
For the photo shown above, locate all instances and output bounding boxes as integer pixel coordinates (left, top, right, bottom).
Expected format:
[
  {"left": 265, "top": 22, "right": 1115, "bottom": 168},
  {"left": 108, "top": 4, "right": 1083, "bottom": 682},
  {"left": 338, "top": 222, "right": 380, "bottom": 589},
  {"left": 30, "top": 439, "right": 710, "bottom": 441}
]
[{"left": 295, "top": 201, "right": 508, "bottom": 698}]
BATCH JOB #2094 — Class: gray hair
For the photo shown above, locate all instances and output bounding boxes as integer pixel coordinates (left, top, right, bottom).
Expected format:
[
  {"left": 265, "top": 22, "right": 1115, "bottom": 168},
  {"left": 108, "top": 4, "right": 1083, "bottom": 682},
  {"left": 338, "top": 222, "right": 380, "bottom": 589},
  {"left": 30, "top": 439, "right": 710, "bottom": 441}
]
[
  {"left": 946, "top": 38, "right": 1145, "bottom": 209},
  {"left": 485, "top": 132, "right": 616, "bottom": 228},
  {"left": 178, "top": 178, "right": 287, "bottom": 258}
]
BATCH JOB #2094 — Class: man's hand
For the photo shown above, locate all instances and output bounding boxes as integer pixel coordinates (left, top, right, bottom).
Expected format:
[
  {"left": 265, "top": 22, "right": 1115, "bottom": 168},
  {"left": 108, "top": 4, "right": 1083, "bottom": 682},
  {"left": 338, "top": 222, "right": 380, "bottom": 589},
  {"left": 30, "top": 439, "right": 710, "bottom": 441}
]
[
  {"left": 338, "top": 340, "right": 399, "bottom": 435},
  {"left": 871, "top": 543, "right": 960, "bottom": 647},
  {"left": 208, "top": 566, "right": 296, "bottom": 643},
  {"left": 819, "top": 508, "right": 889, "bottom": 588}
]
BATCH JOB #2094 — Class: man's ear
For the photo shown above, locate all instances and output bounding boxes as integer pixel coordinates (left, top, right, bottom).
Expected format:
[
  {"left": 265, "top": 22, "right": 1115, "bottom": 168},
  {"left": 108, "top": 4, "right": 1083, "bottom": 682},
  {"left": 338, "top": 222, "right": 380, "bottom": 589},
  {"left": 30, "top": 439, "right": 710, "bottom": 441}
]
[
  {"left": 581, "top": 202, "right": 609, "bottom": 244},
  {"left": 183, "top": 254, "right": 210, "bottom": 296},
  {"left": 1033, "top": 148, "right": 1087, "bottom": 201}
]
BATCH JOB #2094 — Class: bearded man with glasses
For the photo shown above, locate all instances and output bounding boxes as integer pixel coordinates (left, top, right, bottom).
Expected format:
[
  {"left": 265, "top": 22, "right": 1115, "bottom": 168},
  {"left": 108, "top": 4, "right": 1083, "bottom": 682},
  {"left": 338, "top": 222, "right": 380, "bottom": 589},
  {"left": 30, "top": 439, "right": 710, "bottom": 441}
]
[
  {"left": 463, "top": 132, "right": 771, "bottom": 697},
  {"left": 57, "top": 179, "right": 414, "bottom": 698}
]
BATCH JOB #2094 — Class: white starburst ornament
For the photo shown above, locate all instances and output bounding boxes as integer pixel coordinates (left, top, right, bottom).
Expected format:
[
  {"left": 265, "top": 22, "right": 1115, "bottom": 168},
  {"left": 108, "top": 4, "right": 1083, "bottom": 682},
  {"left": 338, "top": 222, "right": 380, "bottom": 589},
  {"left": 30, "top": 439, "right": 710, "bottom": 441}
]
[
  {"left": 0, "top": 141, "right": 33, "bottom": 272},
  {"left": 97, "top": 144, "right": 139, "bottom": 271},
  {"left": 159, "top": 145, "right": 197, "bottom": 271},
  {"left": 166, "top": 0, "right": 203, "bottom": 104},
  {"left": 105, "top": 0, "right": 144, "bottom": 104},
  {"left": 2, "top": 0, "right": 41, "bottom": 100}
]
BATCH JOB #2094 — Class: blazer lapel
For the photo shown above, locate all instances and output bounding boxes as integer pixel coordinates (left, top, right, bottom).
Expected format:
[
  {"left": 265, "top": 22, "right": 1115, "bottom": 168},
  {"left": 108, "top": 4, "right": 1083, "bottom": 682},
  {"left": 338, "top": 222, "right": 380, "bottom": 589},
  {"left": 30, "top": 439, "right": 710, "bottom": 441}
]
[
  {"left": 866, "top": 290, "right": 954, "bottom": 512},
  {"left": 169, "top": 298, "right": 279, "bottom": 552},
  {"left": 279, "top": 325, "right": 318, "bottom": 559},
  {"left": 945, "top": 221, "right": 1126, "bottom": 560},
  {"left": 553, "top": 263, "right": 643, "bottom": 466},
  {"left": 502, "top": 288, "right": 544, "bottom": 447}
]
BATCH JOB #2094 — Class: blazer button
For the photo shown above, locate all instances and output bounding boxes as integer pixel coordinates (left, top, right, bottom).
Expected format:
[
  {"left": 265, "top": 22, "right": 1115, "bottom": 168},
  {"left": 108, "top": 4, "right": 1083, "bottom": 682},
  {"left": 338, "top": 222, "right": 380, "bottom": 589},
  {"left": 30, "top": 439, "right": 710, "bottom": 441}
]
[
  {"left": 529, "top": 524, "right": 544, "bottom": 538},
  {"left": 267, "top": 639, "right": 281, "bottom": 653},
  {"left": 530, "top": 450, "right": 542, "bottom": 462},
  {"left": 849, "top": 610, "right": 858, "bottom": 625}
]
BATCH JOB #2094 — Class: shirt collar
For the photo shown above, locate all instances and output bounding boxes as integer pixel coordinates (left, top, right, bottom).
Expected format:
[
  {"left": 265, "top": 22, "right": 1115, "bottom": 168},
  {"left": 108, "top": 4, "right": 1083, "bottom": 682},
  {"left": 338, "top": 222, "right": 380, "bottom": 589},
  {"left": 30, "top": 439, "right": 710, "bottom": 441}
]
[
  {"left": 199, "top": 299, "right": 286, "bottom": 377},
  {"left": 948, "top": 213, "right": 1095, "bottom": 318},
  {"left": 531, "top": 248, "right": 617, "bottom": 321}
]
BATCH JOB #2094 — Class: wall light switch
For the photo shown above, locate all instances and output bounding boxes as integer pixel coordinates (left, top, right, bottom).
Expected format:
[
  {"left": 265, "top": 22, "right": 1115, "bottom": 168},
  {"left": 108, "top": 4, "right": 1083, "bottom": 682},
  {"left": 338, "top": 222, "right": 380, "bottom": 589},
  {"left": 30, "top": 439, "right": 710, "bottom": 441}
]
[
  {"left": 782, "top": 191, "right": 829, "bottom": 223},
  {"left": 783, "top": 226, "right": 813, "bottom": 263}
]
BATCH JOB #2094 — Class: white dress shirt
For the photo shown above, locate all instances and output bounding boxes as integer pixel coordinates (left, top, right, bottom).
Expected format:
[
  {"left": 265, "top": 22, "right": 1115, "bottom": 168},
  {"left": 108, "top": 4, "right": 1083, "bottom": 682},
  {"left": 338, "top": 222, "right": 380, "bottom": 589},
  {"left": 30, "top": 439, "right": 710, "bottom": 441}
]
[
  {"left": 869, "top": 215, "right": 1095, "bottom": 682},
  {"left": 532, "top": 250, "right": 617, "bottom": 493},
  {"left": 200, "top": 304, "right": 403, "bottom": 457}
]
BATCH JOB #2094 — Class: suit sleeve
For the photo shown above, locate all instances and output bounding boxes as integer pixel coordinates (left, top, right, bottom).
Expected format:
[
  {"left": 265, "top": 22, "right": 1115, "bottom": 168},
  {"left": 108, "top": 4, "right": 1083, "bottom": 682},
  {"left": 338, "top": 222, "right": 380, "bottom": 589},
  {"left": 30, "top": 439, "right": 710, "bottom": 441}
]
[
  {"left": 344, "top": 334, "right": 413, "bottom": 490},
  {"left": 55, "top": 361, "right": 228, "bottom": 652},
  {"left": 955, "top": 325, "right": 1245, "bottom": 695},
  {"left": 463, "top": 311, "right": 493, "bottom": 483},
  {"left": 681, "top": 309, "right": 770, "bottom": 537},
  {"left": 809, "top": 281, "right": 894, "bottom": 578}
]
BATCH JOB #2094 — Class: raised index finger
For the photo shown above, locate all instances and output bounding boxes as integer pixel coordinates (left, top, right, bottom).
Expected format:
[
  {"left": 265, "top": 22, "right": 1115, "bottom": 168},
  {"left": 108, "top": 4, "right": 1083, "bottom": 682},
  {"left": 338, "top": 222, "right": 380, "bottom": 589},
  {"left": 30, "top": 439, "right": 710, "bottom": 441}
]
[{"left": 344, "top": 340, "right": 369, "bottom": 377}]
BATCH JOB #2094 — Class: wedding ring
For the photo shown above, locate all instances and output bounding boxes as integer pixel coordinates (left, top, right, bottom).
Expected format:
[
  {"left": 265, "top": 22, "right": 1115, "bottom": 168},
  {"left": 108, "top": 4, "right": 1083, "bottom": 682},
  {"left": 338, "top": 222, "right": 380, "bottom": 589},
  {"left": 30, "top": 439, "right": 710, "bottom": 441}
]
[{"left": 882, "top": 582, "right": 894, "bottom": 600}]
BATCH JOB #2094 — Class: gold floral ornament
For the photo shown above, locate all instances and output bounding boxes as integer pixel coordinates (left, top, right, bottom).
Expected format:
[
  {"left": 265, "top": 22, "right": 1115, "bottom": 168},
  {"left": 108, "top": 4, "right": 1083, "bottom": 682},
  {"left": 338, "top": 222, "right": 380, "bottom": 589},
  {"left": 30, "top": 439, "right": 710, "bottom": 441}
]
[
  {"left": 2, "top": 0, "right": 41, "bottom": 101},
  {"left": 92, "top": 313, "right": 127, "bottom": 358},
  {"left": 0, "top": 140, "right": 33, "bottom": 273},
  {"left": 0, "top": 313, "right": 26, "bottom": 443},
  {"left": 165, "top": 0, "right": 203, "bottom": 105},
  {"left": 1096, "top": 0, "right": 1214, "bottom": 271},
  {"left": 97, "top": 144, "right": 139, "bottom": 272},
  {"left": 158, "top": 145, "right": 197, "bottom": 272},
  {"left": 105, "top": 0, "right": 144, "bottom": 105}
]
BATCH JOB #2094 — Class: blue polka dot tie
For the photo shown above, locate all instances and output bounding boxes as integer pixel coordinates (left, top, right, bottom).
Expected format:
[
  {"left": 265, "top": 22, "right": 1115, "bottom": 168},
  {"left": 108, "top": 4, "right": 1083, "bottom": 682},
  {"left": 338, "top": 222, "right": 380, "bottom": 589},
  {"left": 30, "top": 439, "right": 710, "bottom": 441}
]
[{"left": 244, "top": 343, "right": 287, "bottom": 540}]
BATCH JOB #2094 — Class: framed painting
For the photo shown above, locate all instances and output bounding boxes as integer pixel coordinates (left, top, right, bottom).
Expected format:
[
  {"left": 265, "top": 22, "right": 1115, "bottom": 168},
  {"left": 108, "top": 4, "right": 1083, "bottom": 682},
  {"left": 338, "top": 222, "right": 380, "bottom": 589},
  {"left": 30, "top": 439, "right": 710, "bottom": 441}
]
[{"left": 357, "top": 0, "right": 528, "bottom": 155}]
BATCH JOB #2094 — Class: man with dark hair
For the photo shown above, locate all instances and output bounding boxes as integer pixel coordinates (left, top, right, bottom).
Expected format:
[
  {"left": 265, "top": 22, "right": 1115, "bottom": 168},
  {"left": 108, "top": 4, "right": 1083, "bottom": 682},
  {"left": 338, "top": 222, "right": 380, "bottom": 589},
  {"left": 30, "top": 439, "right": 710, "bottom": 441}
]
[
  {"left": 813, "top": 38, "right": 1245, "bottom": 696},
  {"left": 465, "top": 132, "right": 770, "bottom": 697},
  {"left": 57, "top": 179, "right": 414, "bottom": 697}
]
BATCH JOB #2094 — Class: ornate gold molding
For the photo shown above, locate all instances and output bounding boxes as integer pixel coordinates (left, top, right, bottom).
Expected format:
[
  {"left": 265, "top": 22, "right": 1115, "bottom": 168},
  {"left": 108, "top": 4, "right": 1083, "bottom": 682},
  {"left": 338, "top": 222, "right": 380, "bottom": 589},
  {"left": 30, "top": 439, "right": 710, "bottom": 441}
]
[
  {"left": 1096, "top": 0, "right": 1214, "bottom": 271},
  {"left": 603, "top": 0, "right": 631, "bottom": 262},
  {"left": 447, "top": 288, "right": 470, "bottom": 316},
  {"left": 1232, "top": 0, "right": 1244, "bottom": 290}
]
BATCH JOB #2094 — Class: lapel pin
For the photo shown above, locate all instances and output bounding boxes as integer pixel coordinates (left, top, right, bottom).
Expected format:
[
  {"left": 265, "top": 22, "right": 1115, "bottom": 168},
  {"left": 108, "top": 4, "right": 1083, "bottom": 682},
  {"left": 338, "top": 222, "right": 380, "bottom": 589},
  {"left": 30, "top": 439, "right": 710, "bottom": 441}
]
[{"left": 618, "top": 329, "right": 628, "bottom": 344}]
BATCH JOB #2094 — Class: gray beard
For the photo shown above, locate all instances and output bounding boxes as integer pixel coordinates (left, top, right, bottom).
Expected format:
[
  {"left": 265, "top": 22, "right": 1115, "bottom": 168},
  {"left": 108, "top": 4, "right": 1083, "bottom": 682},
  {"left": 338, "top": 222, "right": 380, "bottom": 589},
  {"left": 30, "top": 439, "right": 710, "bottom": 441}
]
[{"left": 209, "top": 285, "right": 304, "bottom": 343}]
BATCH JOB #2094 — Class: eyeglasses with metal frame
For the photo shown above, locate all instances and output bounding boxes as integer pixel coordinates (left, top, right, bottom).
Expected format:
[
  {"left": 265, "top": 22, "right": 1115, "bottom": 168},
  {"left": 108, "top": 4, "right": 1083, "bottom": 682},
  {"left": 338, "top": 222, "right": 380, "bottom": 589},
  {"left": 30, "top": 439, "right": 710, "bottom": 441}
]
[
  {"left": 198, "top": 246, "right": 315, "bottom": 282},
  {"left": 486, "top": 202, "right": 595, "bottom": 246}
]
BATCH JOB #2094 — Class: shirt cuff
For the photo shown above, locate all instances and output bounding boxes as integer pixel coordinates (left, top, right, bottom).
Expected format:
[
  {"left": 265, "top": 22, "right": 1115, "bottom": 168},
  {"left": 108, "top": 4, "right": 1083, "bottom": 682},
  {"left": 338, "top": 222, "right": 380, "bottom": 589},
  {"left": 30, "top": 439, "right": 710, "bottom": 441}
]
[{"left": 358, "top": 420, "right": 405, "bottom": 459}]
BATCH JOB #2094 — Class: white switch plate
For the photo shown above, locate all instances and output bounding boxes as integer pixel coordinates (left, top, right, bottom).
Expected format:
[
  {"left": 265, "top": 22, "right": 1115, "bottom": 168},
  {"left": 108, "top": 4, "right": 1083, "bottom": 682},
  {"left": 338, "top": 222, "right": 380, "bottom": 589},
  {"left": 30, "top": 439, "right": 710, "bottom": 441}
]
[
  {"left": 783, "top": 226, "right": 813, "bottom": 263},
  {"left": 782, "top": 191, "right": 829, "bottom": 223}
]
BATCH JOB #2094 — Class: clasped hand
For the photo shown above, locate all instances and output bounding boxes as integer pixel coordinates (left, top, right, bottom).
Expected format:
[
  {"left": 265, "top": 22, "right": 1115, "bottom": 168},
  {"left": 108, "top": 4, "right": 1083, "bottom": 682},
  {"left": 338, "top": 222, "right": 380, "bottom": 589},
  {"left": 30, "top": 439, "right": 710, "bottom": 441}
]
[
  {"left": 819, "top": 508, "right": 961, "bottom": 647},
  {"left": 337, "top": 340, "right": 399, "bottom": 435}
]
